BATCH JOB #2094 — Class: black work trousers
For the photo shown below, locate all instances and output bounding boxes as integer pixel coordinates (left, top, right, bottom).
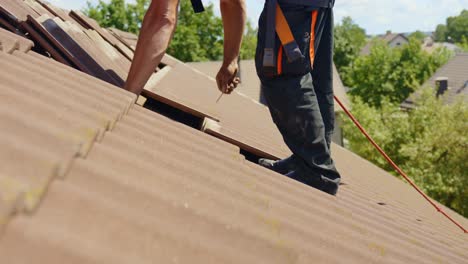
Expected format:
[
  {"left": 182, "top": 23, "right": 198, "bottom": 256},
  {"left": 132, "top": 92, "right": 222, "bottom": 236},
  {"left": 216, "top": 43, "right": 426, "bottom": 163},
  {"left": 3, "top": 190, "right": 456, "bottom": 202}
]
[{"left": 255, "top": 5, "right": 341, "bottom": 189}]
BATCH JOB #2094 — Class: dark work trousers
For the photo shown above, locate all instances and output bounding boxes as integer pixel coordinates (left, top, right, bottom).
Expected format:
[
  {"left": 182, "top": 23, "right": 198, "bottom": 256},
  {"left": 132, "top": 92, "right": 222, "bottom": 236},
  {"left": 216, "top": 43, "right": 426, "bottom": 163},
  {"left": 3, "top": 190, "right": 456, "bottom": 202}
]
[{"left": 255, "top": 5, "right": 341, "bottom": 188}]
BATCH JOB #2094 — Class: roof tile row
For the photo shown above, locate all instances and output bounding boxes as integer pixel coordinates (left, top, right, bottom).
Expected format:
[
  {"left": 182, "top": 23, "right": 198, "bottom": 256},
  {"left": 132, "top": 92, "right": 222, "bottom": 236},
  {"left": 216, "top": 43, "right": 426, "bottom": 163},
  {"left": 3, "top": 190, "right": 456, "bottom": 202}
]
[
  {"left": 0, "top": 1, "right": 466, "bottom": 263},
  {"left": 0, "top": 27, "right": 33, "bottom": 52}
]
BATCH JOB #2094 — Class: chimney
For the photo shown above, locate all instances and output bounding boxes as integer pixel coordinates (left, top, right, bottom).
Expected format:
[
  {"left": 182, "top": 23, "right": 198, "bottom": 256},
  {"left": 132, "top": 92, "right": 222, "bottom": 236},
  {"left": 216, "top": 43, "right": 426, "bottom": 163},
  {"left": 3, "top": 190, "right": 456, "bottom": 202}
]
[{"left": 435, "top": 77, "right": 448, "bottom": 97}]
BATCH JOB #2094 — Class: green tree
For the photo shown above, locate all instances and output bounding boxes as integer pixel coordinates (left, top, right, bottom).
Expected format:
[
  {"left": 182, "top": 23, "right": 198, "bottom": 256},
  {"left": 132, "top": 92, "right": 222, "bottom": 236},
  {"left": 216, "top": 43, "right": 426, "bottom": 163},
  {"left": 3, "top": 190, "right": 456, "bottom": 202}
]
[
  {"left": 434, "top": 24, "right": 447, "bottom": 42},
  {"left": 345, "top": 38, "right": 452, "bottom": 107},
  {"left": 167, "top": 0, "right": 224, "bottom": 61},
  {"left": 240, "top": 21, "right": 258, "bottom": 60},
  {"left": 85, "top": 0, "right": 257, "bottom": 62},
  {"left": 126, "top": 0, "right": 150, "bottom": 33},
  {"left": 433, "top": 10, "right": 468, "bottom": 44},
  {"left": 459, "top": 35, "right": 468, "bottom": 52},
  {"left": 446, "top": 10, "right": 468, "bottom": 43},
  {"left": 408, "top": 30, "right": 426, "bottom": 43},
  {"left": 333, "top": 17, "right": 367, "bottom": 77},
  {"left": 85, "top": 0, "right": 148, "bottom": 34},
  {"left": 341, "top": 90, "right": 468, "bottom": 216}
]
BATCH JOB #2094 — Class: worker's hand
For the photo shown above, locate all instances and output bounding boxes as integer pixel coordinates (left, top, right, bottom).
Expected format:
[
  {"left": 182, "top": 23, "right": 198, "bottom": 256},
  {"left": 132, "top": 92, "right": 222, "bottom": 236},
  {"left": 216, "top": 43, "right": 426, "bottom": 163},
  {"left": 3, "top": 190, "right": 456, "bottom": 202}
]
[{"left": 216, "top": 61, "right": 240, "bottom": 94}]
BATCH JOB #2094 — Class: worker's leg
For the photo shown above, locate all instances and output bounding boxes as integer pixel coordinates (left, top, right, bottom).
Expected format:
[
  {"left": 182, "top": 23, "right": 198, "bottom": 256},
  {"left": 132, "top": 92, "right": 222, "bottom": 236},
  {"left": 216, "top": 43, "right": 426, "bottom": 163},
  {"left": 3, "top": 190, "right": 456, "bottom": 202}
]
[
  {"left": 261, "top": 75, "right": 341, "bottom": 191},
  {"left": 255, "top": 7, "right": 340, "bottom": 194},
  {"left": 311, "top": 8, "right": 335, "bottom": 150}
]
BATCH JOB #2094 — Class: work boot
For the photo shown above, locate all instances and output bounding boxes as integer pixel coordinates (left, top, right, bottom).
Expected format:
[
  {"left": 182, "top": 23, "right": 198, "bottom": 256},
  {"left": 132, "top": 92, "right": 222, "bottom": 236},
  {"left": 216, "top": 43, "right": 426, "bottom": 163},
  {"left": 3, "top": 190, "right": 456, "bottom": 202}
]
[
  {"left": 258, "top": 155, "right": 296, "bottom": 174},
  {"left": 285, "top": 170, "right": 340, "bottom": 196}
]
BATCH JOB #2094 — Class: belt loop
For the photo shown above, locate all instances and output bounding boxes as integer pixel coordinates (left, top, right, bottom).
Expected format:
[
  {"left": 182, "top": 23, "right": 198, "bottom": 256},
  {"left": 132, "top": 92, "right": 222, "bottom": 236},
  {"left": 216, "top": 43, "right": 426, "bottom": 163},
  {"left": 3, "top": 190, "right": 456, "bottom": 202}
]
[{"left": 263, "top": 0, "right": 277, "bottom": 69}]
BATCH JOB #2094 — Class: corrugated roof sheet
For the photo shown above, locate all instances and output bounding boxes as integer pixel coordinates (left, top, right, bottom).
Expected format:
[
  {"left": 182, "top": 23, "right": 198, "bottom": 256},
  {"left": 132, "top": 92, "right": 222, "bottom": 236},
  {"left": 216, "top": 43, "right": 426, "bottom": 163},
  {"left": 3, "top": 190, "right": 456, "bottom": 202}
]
[{"left": 0, "top": 1, "right": 467, "bottom": 263}]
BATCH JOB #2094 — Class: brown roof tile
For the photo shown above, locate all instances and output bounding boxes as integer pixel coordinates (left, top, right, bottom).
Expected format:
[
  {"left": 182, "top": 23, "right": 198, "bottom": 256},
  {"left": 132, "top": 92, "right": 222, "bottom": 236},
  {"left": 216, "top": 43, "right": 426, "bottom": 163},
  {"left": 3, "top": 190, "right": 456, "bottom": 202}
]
[
  {"left": 70, "top": 11, "right": 135, "bottom": 61},
  {"left": 188, "top": 60, "right": 263, "bottom": 102},
  {"left": 143, "top": 61, "right": 223, "bottom": 121},
  {"left": 0, "top": 2, "right": 467, "bottom": 263},
  {"left": 35, "top": 0, "right": 75, "bottom": 23},
  {"left": 23, "top": 0, "right": 54, "bottom": 18},
  {"left": 1, "top": 48, "right": 468, "bottom": 262},
  {"left": 144, "top": 59, "right": 290, "bottom": 158},
  {"left": 188, "top": 60, "right": 351, "bottom": 111},
  {"left": 0, "top": 27, "right": 33, "bottom": 53},
  {"left": 28, "top": 15, "right": 123, "bottom": 85},
  {"left": 70, "top": 10, "right": 122, "bottom": 48},
  {"left": 0, "top": 0, "right": 39, "bottom": 23},
  {"left": 108, "top": 27, "right": 138, "bottom": 49}
]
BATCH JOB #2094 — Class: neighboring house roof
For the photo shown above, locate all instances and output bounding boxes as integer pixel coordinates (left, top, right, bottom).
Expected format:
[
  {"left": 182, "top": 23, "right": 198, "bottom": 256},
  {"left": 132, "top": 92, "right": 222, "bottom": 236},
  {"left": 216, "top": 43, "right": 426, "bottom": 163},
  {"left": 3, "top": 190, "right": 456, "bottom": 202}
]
[
  {"left": 401, "top": 53, "right": 468, "bottom": 108},
  {"left": 1, "top": 1, "right": 467, "bottom": 263},
  {"left": 361, "top": 32, "right": 409, "bottom": 55},
  {"left": 188, "top": 60, "right": 351, "bottom": 111},
  {"left": 381, "top": 33, "right": 408, "bottom": 44},
  {"left": 422, "top": 42, "right": 463, "bottom": 54}
]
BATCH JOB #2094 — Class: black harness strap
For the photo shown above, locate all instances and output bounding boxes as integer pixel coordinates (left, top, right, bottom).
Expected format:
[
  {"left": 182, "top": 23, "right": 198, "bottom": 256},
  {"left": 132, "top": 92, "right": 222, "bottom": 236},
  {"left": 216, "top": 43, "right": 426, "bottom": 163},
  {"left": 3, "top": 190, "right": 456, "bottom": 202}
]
[
  {"left": 190, "top": 0, "right": 205, "bottom": 13},
  {"left": 262, "top": 0, "right": 334, "bottom": 74},
  {"left": 263, "top": 0, "right": 277, "bottom": 73}
]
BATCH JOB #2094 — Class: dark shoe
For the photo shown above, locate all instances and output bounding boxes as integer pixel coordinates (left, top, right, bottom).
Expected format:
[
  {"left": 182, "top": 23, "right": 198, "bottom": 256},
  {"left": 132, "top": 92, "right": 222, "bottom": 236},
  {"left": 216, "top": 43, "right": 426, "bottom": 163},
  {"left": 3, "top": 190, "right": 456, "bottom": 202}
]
[
  {"left": 258, "top": 156, "right": 296, "bottom": 174},
  {"left": 285, "top": 170, "right": 340, "bottom": 196}
]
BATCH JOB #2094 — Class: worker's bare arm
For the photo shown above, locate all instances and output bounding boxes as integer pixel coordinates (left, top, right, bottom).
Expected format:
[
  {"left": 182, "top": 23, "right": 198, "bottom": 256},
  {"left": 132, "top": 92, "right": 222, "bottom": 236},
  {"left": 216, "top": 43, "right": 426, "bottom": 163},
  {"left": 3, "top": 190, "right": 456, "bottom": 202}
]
[
  {"left": 124, "top": 0, "right": 179, "bottom": 95},
  {"left": 216, "top": 0, "right": 246, "bottom": 94}
]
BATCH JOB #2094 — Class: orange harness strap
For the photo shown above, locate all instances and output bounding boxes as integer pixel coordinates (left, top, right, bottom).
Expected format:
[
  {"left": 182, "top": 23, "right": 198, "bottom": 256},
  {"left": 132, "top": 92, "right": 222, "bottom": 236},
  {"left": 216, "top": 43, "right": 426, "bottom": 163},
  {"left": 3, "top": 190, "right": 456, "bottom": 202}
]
[
  {"left": 263, "top": 0, "right": 334, "bottom": 74},
  {"left": 275, "top": 5, "right": 304, "bottom": 63},
  {"left": 275, "top": 7, "right": 318, "bottom": 74},
  {"left": 275, "top": 6, "right": 295, "bottom": 49},
  {"left": 277, "top": 45, "right": 283, "bottom": 75},
  {"left": 309, "top": 10, "right": 319, "bottom": 68}
]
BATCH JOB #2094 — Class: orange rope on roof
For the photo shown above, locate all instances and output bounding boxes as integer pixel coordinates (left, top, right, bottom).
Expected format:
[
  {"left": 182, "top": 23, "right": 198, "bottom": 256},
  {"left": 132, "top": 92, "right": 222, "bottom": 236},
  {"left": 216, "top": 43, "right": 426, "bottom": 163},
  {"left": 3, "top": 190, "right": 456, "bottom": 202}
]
[{"left": 334, "top": 95, "right": 468, "bottom": 233}]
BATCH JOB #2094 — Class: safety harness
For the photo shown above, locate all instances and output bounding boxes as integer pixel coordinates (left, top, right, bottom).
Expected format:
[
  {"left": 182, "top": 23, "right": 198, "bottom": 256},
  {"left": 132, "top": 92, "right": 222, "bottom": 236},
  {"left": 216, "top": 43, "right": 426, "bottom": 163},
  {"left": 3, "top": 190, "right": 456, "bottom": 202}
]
[
  {"left": 190, "top": 0, "right": 205, "bottom": 13},
  {"left": 263, "top": 0, "right": 334, "bottom": 75}
]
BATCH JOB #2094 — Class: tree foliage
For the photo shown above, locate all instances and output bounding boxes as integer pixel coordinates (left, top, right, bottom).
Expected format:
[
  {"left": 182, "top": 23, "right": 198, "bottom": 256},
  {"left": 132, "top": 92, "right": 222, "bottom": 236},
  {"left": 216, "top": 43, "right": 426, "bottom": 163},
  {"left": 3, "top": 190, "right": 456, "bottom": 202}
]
[
  {"left": 85, "top": 0, "right": 148, "bottom": 33},
  {"left": 458, "top": 35, "right": 468, "bottom": 52},
  {"left": 408, "top": 30, "right": 426, "bottom": 43},
  {"left": 434, "top": 9, "right": 468, "bottom": 44},
  {"left": 434, "top": 24, "right": 448, "bottom": 42},
  {"left": 333, "top": 16, "right": 366, "bottom": 77},
  {"left": 240, "top": 21, "right": 258, "bottom": 60},
  {"left": 85, "top": 0, "right": 257, "bottom": 62},
  {"left": 167, "top": 0, "right": 224, "bottom": 61},
  {"left": 341, "top": 90, "right": 468, "bottom": 216},
  {"left": 345, "top": 38, "right": 452, "bottom": 107}
]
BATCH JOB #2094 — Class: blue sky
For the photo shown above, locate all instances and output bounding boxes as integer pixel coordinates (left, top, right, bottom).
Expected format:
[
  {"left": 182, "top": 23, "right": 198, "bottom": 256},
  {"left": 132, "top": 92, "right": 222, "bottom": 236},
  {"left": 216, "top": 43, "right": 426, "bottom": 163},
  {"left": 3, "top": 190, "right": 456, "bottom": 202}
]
[{"left": 49, "top": 0, "right": 467, "bottom": 34}]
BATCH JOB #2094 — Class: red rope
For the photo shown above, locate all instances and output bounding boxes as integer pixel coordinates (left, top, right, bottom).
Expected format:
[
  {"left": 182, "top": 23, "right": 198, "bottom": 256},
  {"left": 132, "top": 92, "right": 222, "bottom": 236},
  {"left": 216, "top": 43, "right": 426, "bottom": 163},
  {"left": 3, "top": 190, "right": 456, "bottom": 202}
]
[{"left": 334, "top": 95, "right": 467, "bottom": 233}]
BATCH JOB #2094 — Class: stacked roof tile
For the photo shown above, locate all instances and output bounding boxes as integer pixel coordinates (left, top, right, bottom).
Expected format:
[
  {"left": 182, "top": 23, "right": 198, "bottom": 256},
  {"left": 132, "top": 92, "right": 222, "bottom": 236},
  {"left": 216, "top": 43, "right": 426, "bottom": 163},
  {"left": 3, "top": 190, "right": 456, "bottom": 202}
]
[
  {"left": 109, "top": 26, "right": 139, "bottom": 49},
  {"left": 0, "top": 1, "right": 467, "bottom": 263}
]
